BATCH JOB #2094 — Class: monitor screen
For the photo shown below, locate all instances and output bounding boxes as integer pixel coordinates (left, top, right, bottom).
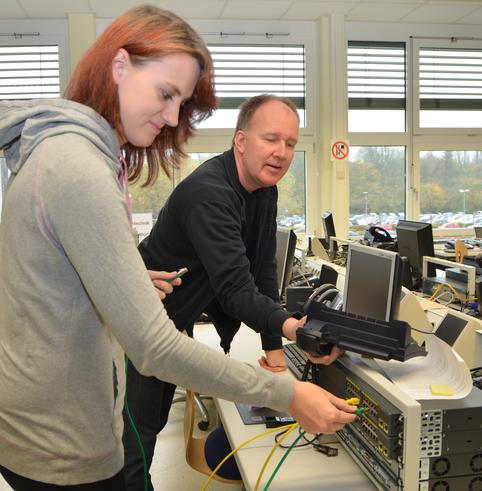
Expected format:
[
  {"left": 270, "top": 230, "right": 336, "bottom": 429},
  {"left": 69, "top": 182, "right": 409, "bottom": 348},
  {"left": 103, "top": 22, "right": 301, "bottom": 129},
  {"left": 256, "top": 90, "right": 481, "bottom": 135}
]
[
  {"left": 321, "top": 211, "right": 337, "bottom": 258},
  {"left": 343, "top": 243, "right": 402, "bottom": 321},
  {"left": 435, "top": 312, "right": 467, "bottom": 347},
  {"left": 396, "top": 220, "right": 435, "bottom": 280},
  {"left": 275, "top": 229, "right": 297, "bottom": 300}
]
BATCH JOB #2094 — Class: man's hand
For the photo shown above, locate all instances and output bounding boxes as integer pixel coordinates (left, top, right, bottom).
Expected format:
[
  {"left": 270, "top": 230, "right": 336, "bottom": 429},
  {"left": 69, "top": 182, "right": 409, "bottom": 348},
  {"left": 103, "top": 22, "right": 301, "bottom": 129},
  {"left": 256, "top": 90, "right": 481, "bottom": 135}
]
[
  {"left": 258, "top": 349, "right": 287, "bottom": 372},
  {"left": 281, "top": 316, "right": 307, "bottom": 341},
  {"left": 147, "top": 270, "right": 182, "bottom": 300},
  {"left": 305, "top": 345, "right": 345, "bottom": 366},
  {"left": 282, "top": 316, "right": 344, "bottom": 366},
  {"left": 288, "top": 381, "right": 357, "bottom": 434}
]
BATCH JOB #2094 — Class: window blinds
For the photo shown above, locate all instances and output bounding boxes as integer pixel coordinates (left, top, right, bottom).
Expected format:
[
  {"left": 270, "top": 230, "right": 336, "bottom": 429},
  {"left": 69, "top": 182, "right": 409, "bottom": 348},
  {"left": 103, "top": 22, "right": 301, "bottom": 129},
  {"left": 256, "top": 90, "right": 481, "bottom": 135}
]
[
  {"left": 419, "top": 47, "right": 482, "bottom": 110},
  {"left": 208, "top": 44, "right": 305, "bottom": 109},
  {"left": 0, "top": 45, "right": 60, "bottom": 100},
  {"left": 348, "top": 41, "right": 406, "bottom": 110}
]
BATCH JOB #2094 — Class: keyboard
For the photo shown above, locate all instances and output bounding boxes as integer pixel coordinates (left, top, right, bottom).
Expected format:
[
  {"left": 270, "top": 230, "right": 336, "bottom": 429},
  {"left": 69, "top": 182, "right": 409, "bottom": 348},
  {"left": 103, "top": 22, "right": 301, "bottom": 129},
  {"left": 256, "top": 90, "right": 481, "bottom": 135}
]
[{"left": 283, "top": 343, "right": 310, "bottom": 381}]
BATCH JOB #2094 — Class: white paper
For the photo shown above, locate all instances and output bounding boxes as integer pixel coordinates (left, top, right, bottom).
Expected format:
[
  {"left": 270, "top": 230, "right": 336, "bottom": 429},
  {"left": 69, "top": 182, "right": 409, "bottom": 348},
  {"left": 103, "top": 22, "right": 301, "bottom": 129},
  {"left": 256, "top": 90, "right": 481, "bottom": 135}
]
[{"left": 371, "top": 334, "right": 473, "bottom": 400}]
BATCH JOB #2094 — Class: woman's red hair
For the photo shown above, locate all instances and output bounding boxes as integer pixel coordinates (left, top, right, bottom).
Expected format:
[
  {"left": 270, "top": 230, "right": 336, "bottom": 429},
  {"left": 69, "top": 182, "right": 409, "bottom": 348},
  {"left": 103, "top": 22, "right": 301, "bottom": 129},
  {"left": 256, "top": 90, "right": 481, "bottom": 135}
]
[{"left": 65, "top": 5, "right": 217, "bottom": 185}]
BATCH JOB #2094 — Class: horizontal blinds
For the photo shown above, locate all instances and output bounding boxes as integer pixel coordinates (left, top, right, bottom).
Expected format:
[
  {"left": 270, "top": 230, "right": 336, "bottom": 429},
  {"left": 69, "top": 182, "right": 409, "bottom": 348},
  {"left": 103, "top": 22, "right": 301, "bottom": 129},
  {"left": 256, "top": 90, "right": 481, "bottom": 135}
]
[
  {"left": 208, "top": 44, "right": 305, "bottom": 109},
  {"left": 348, "top": 41, "right": 406, "bottom": 110},
  {"left": 0, "top": 45, "right": 60, "bottom": 100},
  {"left": 419, "top": 47, "right": 482, "bottom": 110}
]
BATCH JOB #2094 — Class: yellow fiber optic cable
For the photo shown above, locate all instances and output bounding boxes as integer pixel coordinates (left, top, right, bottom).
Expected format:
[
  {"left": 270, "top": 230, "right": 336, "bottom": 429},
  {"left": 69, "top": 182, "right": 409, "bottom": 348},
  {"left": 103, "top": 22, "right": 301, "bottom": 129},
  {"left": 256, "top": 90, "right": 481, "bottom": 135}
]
[
  {"left": 253, "top": 423, "right": 300, "bottom": 491},
  {"left": 201, "top": 423, "right": 297, "bottom": 491}
]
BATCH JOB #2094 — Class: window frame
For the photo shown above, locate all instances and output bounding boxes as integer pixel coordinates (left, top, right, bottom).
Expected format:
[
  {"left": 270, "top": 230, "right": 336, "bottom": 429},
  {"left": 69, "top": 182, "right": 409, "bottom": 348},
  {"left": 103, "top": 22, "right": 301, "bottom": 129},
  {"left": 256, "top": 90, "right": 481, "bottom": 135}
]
[
  {"left": 347, "top": 21, "right": 482, "bottom": 232},
  {"left": 190, "top": 19, "right": 316, "bottom": 138},
  {"left": 412, "top": 139, "right": 482, "bottom": 236},
  {"left": 411, "top": 37, "right": 482, "bottom": 136},
  {"left": 95, "top": 18, "right": 316, "bottom": 234},
  {"left": 183, "top": 139, "right": 314, "bottom": 231},
  {"left": 0, "top": 19, "right": 69, "bottom": 96}
]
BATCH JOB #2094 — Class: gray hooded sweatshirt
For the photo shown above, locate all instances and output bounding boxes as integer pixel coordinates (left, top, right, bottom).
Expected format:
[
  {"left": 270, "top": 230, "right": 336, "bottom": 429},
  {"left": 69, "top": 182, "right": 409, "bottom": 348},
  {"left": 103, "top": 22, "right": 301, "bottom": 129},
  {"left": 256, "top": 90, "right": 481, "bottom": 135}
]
[{"left": 0, "top": 99, "right": 294, "bottom": 485}]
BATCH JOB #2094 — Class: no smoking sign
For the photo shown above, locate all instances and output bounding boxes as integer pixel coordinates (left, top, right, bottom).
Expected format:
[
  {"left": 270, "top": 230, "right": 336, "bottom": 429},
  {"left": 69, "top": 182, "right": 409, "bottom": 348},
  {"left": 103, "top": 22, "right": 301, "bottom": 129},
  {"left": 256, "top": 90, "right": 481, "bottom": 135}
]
[{"left": 331, "top": 140, "right": 349, "bottom": 161}]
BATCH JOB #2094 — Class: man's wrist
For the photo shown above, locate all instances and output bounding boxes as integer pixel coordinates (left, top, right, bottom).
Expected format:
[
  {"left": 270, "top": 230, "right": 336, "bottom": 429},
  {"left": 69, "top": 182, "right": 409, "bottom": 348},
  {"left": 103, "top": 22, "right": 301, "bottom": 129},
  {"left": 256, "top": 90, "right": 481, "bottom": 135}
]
[{"left": 281, "top": 317, "right": 299, "bottom": 341}]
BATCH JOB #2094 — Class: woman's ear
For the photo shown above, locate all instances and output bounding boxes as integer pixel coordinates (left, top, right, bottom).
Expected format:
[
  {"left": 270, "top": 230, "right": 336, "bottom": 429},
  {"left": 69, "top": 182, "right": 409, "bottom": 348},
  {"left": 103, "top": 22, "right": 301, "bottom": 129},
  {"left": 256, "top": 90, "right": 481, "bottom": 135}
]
[{"left": 111, "top": 48, "right": 130, "bottom": 85}]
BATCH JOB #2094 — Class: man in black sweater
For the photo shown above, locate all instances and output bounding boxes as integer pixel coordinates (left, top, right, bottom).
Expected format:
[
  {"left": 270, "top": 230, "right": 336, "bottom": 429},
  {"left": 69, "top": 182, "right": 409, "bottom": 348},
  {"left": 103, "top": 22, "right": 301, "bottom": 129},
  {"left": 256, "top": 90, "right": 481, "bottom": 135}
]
[{"left": 123, "top": 95, "right": 340, "bottom": 490}]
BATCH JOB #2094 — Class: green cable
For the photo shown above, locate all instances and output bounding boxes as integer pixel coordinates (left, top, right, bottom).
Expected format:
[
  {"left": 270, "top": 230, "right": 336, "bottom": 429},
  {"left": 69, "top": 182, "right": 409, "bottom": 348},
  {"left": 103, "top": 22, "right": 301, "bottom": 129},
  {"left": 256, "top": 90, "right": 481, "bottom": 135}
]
[
  {"left": 124, "top": 356, "right": 149, "bottom": 491},
  {"left": 263, "top": 430, "right": 306, "bottom": 491}
]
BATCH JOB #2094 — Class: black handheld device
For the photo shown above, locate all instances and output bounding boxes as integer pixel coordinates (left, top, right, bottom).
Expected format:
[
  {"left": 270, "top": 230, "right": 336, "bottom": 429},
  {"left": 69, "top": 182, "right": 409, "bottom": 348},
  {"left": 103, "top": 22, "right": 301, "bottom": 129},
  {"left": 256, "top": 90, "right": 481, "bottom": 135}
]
[{"left": 296, "top": 303, "right": 427, "bottom": 362}]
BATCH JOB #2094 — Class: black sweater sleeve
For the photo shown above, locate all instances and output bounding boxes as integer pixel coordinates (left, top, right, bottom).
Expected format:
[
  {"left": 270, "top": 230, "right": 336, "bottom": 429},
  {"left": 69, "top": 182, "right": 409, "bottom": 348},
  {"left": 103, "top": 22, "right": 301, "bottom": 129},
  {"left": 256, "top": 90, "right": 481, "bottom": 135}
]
[
  {"left": 184, "top": 200, "right": 290, "bottom": 340},
  {"left": 255, "top": 212, "right": 285, "bottom": 350}
]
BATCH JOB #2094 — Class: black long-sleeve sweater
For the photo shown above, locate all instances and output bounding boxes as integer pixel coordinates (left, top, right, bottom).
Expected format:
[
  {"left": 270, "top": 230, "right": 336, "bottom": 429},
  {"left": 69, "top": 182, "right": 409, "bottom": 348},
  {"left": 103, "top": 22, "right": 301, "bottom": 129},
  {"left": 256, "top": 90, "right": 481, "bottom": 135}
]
[{"left": 138, "top": 148, "right": 290, "bottom": 351}]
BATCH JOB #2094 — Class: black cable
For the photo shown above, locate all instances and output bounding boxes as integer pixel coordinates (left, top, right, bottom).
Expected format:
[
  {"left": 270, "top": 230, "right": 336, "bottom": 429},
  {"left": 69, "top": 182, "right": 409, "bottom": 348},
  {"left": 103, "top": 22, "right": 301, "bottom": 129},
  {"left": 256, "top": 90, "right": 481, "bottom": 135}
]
[
  {"left": 274, "top": 426, "right": 320, "bottom": 449},
  {"left": 301, "top": 360, "right": 313, "bottom": 382},
  {"left": 411, "top": 326, "right": 436, "bottom": 335}
]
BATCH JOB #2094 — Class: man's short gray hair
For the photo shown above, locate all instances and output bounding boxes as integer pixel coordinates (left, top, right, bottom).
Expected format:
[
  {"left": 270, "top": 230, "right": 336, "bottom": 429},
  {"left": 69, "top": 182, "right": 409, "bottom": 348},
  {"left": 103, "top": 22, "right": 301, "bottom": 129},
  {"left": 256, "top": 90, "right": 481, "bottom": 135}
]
[{"left": 234, "top": 95, "right": 299, "bottom": 139}]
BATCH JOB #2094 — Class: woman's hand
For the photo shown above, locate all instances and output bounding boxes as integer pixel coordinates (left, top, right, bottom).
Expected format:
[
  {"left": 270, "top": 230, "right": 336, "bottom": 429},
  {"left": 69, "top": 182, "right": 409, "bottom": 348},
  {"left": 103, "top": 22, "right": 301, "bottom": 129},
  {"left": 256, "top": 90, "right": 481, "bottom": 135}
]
[
  {"left": 147, "top": 269, "right": 182, "bottom": 300},
  {"left": 288, "top": 381, "right": 357, "bottom": 434}
]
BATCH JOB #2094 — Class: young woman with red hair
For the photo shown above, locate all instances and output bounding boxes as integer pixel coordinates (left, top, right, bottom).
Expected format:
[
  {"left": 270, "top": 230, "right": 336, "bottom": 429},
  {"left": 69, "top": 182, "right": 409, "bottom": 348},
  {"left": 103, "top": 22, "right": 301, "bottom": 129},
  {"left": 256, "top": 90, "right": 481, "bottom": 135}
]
[{"left": 0, "top": 5, "right": 356, "bottom": 490}]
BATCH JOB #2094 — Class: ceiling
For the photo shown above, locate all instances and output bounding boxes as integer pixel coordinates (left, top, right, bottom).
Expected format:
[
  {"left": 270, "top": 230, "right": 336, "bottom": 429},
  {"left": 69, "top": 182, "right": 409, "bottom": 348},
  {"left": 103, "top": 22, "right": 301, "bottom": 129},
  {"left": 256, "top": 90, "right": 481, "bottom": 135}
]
[{"left": 3, "top": 0, "right": 482, "bottom": 25}]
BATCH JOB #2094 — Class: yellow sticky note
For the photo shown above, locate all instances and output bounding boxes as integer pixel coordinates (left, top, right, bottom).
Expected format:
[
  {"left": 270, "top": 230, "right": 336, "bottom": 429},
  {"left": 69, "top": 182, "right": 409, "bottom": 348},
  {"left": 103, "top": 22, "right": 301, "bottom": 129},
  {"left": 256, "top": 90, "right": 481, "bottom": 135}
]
[{"left": 430, "top": 384, "right": 453, "bottom": 396}]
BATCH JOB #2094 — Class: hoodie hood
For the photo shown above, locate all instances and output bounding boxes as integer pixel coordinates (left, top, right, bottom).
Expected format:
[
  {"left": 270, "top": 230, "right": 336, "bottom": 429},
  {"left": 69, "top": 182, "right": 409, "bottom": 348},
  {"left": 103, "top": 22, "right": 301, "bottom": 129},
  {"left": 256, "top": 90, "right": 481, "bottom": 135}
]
[{"left": 0, "top": 98, "right": 121, "bottom": 175}]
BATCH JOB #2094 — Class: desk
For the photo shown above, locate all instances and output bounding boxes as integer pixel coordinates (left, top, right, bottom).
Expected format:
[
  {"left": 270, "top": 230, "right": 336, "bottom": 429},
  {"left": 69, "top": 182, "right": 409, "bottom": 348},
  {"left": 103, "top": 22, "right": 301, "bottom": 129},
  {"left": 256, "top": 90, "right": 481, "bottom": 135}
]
[
  {"left": 212, "top": 327, "right": 377, "bottom": 491},
  {"left": 434, "top": 245, "right": 481, "bottom": 259}
]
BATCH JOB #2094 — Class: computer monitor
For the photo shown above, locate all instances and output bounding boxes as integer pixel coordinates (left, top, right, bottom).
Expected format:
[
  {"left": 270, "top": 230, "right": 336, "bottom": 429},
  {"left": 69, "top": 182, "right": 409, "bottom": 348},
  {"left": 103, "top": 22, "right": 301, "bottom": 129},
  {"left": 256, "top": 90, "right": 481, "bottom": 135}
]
[
  {"left": 321, "top": 211, "right": 337, "bottom": 258},
  {"left": 475, "top": 226, "right": 482, "bottom": 239},
  {"left": 343, "top": 243, "right": 402, "bottom": 321},
  {"left": 275, "top": 228, "right": 297, "bottom": 300},
  {"left": 396, "top": 220, "right": 435, "bottom": 286},
  {"left": 434, "top": 310, "right": 482, "bottom": 369},
  {"left": 434, "top": 312, "right": 468, "bottom": 347}
]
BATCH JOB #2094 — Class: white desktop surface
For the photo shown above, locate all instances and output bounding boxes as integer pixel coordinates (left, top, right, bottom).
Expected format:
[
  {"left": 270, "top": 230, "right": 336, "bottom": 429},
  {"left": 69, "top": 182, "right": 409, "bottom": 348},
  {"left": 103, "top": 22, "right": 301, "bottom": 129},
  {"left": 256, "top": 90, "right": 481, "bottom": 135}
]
[
  {"left": 208, "top": 326, "right": 377, "bottom": 491},
  {"left": 194, "top": 251, "right": 480, "bottom": 490},
  {"left": 434, "top": 244, "right": 481, "bottom": 259}
]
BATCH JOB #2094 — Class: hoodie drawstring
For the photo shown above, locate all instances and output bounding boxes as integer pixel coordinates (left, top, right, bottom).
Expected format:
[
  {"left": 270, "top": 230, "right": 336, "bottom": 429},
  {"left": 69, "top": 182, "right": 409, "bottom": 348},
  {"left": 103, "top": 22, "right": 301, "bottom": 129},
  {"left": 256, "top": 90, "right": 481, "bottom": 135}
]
[{"left": 118, "top": 153, "right": 132, "bottom": 230}]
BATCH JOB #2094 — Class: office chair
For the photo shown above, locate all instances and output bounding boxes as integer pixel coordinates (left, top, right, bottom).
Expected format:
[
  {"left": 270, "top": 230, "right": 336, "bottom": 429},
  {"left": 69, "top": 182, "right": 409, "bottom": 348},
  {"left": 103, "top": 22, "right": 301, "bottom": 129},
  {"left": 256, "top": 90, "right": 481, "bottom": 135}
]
[
  {"left": 183, "top": 389, "right": 242, "bottom": 485},
  {"left": 455, "top": 240, "right": 468, "bottom": 264},
  {"left": 173, "top": 388, "right": 211, "bottom": 431}
]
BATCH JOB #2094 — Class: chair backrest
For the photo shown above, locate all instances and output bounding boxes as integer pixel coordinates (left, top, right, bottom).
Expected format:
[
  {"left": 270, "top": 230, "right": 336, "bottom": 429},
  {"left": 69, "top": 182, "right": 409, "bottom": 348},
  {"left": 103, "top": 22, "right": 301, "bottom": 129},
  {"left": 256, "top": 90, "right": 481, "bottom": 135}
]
[
  {"left": 455, "top": 240, "right": 468, "bottom": 263},
  {"left": 183, "top": 389, "right": 196, "bottom": 454},
  {"left": 183, "top": 389, "right": 241, "bottom": 484}
]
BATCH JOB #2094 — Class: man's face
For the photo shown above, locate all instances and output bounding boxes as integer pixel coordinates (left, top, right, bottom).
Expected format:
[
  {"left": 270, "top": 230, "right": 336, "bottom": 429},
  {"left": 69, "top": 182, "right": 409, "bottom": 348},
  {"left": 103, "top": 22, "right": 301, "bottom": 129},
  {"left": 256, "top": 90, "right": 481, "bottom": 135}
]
[{"left": 234, "top": 100, "right": 300, "bottom": 192}]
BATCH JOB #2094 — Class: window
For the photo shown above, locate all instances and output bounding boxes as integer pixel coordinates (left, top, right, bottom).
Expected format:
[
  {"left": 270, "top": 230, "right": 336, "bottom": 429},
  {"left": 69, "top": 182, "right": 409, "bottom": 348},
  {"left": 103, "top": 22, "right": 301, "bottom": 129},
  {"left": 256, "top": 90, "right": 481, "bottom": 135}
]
[
  {"left": 419, "top": 150, "right": 482, "bottom": 228},
  {"left": 180, "top": 152, "right": 222, "bottom": 178},
  {"left": 418, "top": 46, "right": 482, "bottom": 129},
  {"left": 349, "top": 146, "right": 406, "bottom": 236},
  {"left": 128, "top": 150, "right": 306, "bottom": 235},
  {"left": 277, "top": 151, "right": 306, "bottom": 232},
  {"left": 182, "top": 151, "right": 307, "bottom": 232},
  {"left": 129, "top": 169, "right": 175, "bottom": 221},
  {"left": 199, "top": 44, "right": 306, "bottom": 128},
  {"left": 0, "top": 45, "right": 60, "bottom": 99},
  {"left": 348, "top": 41, "right": 406, "bottom": 133}
]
